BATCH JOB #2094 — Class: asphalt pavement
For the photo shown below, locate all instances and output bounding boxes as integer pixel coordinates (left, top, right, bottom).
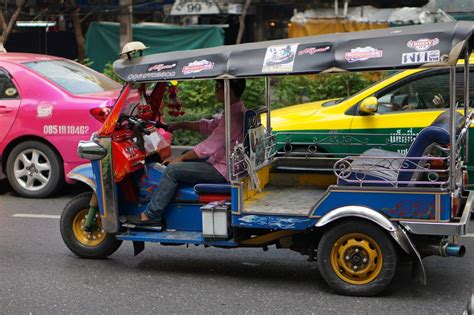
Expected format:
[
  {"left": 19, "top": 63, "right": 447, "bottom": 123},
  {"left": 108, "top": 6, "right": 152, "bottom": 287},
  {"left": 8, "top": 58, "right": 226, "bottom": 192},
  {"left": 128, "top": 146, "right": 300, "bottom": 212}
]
[{"left": 0, "top": 178, "right": 473, "bottom": 314}]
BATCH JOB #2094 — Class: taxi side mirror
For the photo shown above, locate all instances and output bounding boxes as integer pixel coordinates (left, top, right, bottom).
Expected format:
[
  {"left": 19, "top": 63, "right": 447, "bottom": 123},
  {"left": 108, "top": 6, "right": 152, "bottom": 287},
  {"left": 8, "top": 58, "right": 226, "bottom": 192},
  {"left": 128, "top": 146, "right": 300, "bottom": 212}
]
[{"left": 359, "top": 96, "right": 378, "bottom": 115}]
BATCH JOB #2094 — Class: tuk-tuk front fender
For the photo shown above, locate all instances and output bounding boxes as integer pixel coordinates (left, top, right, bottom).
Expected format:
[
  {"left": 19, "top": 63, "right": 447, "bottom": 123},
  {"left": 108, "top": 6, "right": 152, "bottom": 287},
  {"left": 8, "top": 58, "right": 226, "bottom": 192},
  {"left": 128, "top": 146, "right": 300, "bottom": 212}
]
[
  {"left": 67, "top": 164, "right": 96, "bottom": 192},
  {"left": 315, "top": 205, "right": 426, "bottom": 284}
]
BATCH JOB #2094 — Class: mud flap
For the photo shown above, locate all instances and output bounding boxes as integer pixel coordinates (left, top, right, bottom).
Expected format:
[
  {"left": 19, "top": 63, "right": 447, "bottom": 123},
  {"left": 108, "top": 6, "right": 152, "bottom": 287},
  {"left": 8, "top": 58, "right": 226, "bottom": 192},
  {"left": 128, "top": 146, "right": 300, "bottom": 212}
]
[
  {"left": 411, "top": 255, "right": 427, "bottom": 285},
  {"left": 133, "top": 241, "right": 145, "bottom": 256},
  {"left": 400, "top": 228, "right": 427, "bottom": 285}
]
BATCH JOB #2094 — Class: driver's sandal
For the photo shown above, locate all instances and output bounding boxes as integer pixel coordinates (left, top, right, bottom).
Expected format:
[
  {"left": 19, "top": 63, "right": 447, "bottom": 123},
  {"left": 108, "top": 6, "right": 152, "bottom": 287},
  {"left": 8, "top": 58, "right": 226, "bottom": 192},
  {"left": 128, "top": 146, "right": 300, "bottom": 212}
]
[{"left": 126, "top": 214, "right": 164, "bottom": 228}]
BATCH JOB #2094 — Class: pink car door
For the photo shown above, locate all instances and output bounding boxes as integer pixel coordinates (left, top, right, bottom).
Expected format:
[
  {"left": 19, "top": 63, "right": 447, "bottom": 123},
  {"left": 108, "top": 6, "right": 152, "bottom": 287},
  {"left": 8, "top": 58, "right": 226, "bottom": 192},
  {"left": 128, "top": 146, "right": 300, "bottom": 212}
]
[{"left": 0, "top": 68, "right": 20, "bottom": 145}]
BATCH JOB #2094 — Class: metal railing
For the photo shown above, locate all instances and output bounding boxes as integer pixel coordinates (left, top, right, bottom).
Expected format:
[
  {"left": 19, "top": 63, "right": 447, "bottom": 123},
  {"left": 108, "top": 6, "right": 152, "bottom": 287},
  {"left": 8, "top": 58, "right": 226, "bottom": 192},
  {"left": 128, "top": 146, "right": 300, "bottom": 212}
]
[
  {"left": 231, "top": 111, "right": 471, "bottom": 190},
  {"left": 333, "top": 155, "right": 452, "bottom": 187}
]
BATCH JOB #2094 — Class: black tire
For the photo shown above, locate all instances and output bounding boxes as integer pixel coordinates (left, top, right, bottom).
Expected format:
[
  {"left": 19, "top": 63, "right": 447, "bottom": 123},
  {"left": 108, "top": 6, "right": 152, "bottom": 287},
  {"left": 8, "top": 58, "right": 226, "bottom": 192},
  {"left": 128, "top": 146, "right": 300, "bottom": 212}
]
[
  {"left": 60, "top": 192, "right": 122, "bottom": 259},
  {"left": 317, "top": 220, "right": 398, "bottom": 296},
  {"left": 6, "top": 140, "right": 64, "bottom": 198}
]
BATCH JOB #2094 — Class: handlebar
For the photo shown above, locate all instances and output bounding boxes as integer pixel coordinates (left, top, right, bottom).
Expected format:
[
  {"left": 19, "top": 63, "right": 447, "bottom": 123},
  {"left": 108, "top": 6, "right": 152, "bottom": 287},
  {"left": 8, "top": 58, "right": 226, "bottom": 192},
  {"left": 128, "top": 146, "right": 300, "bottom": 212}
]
[
  {"left": 119, "top": 115, "right": 170, "bottom": 134},
  {"left": 154, "top": 120, "right": 170, "bottom": 131},
  {"left": 128, "top": 116, "right": 151, "bottom": 135}
]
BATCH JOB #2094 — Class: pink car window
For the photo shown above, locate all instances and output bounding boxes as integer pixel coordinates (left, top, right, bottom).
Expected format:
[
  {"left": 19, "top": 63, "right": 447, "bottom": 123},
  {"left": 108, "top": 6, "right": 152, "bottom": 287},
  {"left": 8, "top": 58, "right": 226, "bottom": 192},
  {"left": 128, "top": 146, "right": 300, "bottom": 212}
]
[
  {"left": 0, "top": 69, "right": 19, "bottom": 99},
  {"left": 24, "top": 59, "right": 120, "bottom": 95}
]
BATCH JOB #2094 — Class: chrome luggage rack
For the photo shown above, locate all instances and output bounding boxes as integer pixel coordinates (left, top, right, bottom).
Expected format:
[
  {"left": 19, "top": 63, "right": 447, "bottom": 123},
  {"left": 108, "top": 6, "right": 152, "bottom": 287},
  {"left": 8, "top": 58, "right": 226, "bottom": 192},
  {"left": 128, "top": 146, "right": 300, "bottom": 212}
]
[{"left": 333, "top": 154, "right": 453, "bottom": 188}]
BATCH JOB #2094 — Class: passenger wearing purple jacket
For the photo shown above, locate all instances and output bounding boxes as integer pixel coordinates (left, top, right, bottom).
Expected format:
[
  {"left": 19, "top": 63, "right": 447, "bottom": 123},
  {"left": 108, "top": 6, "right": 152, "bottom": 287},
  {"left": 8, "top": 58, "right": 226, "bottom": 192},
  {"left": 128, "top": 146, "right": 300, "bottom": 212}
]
[{"left": 128, "top": 79, "right": 247, "bottom": 227}]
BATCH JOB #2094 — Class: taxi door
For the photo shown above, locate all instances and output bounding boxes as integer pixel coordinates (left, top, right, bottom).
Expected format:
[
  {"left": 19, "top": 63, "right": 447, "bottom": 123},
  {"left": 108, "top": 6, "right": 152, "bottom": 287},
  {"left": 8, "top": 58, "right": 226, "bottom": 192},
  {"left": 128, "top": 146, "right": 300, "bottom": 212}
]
[
  {"left": 0, "top": 68, "right": 20, "bottom": 145},
  {"left": 349, "top": 69, "right": 451, "bottom": 155}
]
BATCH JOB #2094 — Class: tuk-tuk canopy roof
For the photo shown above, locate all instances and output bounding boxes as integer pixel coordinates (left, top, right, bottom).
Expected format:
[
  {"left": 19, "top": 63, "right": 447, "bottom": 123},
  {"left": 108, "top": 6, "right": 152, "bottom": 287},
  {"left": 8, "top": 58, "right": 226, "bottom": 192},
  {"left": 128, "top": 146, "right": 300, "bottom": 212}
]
[{"left": 114, "top": 21, "right": 474, "bottom": 82}]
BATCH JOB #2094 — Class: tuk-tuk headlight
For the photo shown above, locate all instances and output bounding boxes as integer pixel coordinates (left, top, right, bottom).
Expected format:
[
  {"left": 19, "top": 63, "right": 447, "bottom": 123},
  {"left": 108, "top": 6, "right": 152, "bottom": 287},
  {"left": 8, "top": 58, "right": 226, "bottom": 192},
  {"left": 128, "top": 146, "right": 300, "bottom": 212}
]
[{"left": 77, "top": 140, "right": 107, "bottom": 161}]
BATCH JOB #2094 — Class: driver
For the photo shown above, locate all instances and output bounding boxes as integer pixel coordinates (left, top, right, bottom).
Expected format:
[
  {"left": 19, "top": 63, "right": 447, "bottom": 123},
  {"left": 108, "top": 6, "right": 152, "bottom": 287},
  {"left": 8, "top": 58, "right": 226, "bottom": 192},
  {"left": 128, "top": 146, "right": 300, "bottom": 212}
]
[
  {"left": 127, "top": 79, "right": 247, "bottom": 227},
  {"left": 401, "top": 93, "right": 447, "bottom": 111}
]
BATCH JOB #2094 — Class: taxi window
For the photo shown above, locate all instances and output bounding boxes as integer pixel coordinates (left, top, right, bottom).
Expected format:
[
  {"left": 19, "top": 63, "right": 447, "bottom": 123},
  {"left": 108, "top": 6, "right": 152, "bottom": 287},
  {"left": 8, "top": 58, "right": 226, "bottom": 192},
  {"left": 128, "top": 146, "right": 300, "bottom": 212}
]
[
  {"left": 0, "top": 69, "right": 19, "bottom": 99},
  {"left": 374, "top": 69, "right": 474, "bottom": 114},
  {"left": 24, "top": 59, "right": 121, "bottom": 95}
]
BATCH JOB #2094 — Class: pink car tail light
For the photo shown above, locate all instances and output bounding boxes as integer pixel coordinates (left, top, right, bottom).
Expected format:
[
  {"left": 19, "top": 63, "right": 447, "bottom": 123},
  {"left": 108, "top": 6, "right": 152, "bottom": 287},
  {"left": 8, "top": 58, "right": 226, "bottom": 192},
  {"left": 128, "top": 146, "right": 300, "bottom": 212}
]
[{"left": 90, "top": 107, "right": 111, "bottom": 123}]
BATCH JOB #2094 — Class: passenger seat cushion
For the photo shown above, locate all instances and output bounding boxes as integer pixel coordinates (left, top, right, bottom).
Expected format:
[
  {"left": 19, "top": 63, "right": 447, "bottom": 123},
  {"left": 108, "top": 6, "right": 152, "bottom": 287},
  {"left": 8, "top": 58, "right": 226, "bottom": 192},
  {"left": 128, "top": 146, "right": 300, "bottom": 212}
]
[
  {"left": 397, "top": 125, "right": 449, "bottom": 182},
  {"left": 194, "top": 183, "right": 232, "bottom": 194},
  {"left": 337, "top": 148, "right": 402, "bottom": 186},
  {"left": 349, "top": 148, "right": 403, "bottom": 182}
]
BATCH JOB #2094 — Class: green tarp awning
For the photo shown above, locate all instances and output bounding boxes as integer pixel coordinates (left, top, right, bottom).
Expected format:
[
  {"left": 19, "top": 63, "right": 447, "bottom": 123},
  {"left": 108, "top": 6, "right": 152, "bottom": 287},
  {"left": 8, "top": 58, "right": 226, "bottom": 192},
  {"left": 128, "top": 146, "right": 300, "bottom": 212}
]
[{"left": 85, "top": 22, "right": 225, "bottom": 71}]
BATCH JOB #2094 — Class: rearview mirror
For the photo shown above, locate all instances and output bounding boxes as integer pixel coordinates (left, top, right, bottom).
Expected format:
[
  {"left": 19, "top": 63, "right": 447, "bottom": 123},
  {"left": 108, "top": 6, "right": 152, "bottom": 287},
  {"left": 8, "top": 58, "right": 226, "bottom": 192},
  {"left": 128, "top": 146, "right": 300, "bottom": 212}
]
[{"left": 359, "top": 96, "right": 378, "bottom": 115}]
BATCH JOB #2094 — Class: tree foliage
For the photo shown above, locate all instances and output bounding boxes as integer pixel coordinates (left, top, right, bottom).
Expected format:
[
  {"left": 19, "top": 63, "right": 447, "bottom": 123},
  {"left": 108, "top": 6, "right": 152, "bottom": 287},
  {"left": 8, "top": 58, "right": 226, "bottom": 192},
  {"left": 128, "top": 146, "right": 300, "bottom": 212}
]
[
  {"left": 103, "top": 62, "right": 124, "bottom": 83},
  {"left": 0, "top": 0, "right": 26, "bottom": 45},
  {"left": 272, "top": 73, "right": 375, "bottom": 108}
]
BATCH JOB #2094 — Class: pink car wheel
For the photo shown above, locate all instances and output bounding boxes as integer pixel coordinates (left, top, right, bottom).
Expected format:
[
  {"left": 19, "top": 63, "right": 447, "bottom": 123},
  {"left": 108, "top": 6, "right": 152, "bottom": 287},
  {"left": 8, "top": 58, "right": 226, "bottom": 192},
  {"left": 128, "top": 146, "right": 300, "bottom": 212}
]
[{"left": 6, "top": 141, "right": 64, "bottom": 198}]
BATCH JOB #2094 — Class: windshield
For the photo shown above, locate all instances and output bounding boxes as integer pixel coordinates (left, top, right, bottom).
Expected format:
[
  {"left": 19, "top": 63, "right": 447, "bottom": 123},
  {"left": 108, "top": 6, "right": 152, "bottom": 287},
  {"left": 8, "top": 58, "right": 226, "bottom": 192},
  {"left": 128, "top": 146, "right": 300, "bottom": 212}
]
[{"left": 24, "top": 59, "right": 121, "bottom": 95}]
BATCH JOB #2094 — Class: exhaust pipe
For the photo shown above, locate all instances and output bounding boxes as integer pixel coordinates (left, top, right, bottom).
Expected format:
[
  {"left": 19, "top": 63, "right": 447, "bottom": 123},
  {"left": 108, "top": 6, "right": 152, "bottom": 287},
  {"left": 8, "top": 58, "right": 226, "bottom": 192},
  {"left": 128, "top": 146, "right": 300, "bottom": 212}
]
[
  {"left": 419, "top": 241, "right": 466, "bottom": 257},
  {"left": 445, "top": 243, "right": 466, "bottom": 257}
]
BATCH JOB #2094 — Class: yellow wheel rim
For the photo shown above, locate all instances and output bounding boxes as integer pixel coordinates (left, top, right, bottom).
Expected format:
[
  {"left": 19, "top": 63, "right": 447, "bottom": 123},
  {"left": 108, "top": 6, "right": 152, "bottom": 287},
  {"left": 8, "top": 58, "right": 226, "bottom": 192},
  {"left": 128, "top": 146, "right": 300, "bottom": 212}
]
[
  {"left": 330, "top": 233, "right": 383, "bottom": 285},
  {"left": 72, "top": 209, "right": 106, "bottom": 247}
]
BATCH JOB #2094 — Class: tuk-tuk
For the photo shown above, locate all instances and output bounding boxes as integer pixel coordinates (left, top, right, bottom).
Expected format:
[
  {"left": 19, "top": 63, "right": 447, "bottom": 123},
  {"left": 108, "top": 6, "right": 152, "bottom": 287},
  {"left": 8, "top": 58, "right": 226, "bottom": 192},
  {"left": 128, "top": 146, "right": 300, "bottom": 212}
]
[{"left": 60, "top": 21, "right": 474, "bottom": 296}]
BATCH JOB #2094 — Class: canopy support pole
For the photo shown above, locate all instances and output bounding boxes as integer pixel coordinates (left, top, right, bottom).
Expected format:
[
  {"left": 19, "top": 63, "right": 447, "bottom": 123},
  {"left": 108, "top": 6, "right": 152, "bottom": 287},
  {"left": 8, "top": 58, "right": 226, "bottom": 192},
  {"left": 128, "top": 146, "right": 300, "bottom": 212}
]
[
  {"left": 265, "top": 77, "right": 271, "bottom": 137},
  {"left": 449, "top": 67, "right": 456, "bottom": 191},
  {"left": 464, "top": 46, "right": 470, "bottom": 163},
  {"left": 224, "top": 79, "right": 232, "bottom": 181}
]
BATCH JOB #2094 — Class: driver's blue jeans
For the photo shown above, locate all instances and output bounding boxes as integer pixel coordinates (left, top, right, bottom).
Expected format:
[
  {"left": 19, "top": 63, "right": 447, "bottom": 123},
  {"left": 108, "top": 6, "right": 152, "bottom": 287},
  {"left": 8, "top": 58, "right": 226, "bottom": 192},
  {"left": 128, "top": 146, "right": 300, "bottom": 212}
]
[{"left": 144, "top": 162, "right": 227, "bottom": 220}]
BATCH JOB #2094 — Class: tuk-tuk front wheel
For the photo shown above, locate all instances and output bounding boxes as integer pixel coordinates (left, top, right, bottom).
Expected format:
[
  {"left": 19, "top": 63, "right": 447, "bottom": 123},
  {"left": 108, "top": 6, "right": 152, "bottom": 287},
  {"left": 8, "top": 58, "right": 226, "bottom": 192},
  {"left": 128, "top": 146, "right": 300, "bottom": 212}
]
[
  {"left": 317, "top": 220, "right": 397, "bottom": 296},
  {"left": 60, "top": 192, "right": 122, "bottom": 259}
]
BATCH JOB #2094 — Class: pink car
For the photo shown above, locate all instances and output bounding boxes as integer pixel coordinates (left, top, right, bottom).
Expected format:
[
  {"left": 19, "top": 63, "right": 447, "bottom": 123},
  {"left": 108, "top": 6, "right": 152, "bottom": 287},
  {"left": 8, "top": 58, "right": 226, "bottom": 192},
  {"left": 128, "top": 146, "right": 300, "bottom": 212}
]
[{"left": 0, "top": 52, "right": 171, "bottom": 198}]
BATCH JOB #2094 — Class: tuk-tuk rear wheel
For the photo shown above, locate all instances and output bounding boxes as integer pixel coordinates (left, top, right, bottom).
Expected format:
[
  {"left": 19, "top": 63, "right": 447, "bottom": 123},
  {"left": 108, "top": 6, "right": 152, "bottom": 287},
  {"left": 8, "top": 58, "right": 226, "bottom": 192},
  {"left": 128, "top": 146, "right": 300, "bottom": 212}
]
[
  {"left": 317, "top": 220, "right": 397, "bottom": 296},
  {"left": 60, "top": 192, "right": 122, "bottom": 259},
  {"left": 330, "top": 232, "right": 384, "bottom": 284}
]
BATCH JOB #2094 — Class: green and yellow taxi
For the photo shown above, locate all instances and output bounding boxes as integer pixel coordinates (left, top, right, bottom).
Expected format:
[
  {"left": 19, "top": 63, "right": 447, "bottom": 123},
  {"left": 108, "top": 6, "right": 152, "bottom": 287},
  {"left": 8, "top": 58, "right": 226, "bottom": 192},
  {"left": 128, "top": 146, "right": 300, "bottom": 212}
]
[{"left": 271, "top": 58, "right": 474, "bottom": 180}]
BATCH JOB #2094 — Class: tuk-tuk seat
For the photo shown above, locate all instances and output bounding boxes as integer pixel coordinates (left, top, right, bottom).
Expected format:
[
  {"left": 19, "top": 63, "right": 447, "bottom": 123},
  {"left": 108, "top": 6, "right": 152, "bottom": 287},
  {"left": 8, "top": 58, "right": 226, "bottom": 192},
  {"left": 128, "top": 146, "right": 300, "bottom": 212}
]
[
  {"left": 194, "top": 183, "right": 232, "bottom": 194},
  {"left": 173, "top": 185, "right": 200, "bottom": 202},
  {"left": 338, "top": 111, "right": 463, "bottom": 187},
  {"left": 138, "top": 183, "right": 231, "bottom": 204}
]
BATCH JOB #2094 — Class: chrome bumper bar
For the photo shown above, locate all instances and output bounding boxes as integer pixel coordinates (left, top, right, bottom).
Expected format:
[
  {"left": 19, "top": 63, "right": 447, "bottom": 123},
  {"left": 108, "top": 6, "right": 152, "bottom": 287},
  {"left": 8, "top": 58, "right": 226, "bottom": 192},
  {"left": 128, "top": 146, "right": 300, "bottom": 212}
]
[{"left": 400, "top": 191, "right": 473, "bottom": 236}]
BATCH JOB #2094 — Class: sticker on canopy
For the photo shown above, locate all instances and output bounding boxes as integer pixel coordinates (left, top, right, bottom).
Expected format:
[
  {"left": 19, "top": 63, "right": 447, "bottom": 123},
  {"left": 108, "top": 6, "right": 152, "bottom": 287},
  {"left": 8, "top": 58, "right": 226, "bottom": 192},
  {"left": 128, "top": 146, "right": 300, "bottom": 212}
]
[
  {"left": 36, "top": 103, "right": 54, "bottom": 118},
  {"left": 345, "top": 47, "right": 383, "bottom": 63},
  {"left": 407, "top": 38, "right": 439, "bottom": 51},
  {"left": 298, "top": 45, "right": 331, "bottom": 56},
  {"left": 402, "top": 50, "right": 440, "bottom": 64},
  {"left": 147, "top": 63, "right": 177, "bottom": 72},
  {"left": 182, "top": 60, "right": 215, "bottom": 75},
  {"left": 127, "top": 71, "right": 176, "bottom": 81},
  {"left": 262, "top": 44, "right": 298, "bottom": 73}
]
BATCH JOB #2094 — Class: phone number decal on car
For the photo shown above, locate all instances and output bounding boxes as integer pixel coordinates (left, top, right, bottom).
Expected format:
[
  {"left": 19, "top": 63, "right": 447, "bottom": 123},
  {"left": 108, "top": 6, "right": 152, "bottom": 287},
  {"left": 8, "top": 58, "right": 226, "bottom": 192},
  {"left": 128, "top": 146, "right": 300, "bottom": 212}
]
[{"left": 43, "top": 125, "right": 90, "bottom": 135}]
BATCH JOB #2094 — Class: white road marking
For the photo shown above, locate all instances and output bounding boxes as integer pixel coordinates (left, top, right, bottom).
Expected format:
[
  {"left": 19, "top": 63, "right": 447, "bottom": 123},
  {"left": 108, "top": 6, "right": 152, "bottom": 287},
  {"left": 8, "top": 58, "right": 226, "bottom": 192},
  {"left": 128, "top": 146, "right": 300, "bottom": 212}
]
[
  {"left": 463, "top": 233, "right": 474, "bottom": 238},
  {"left": 241, "top": 262, "right": 260, "bottom": 267},
  {"left": 12, "top": 214, "right": 60, "bottom": 219}
]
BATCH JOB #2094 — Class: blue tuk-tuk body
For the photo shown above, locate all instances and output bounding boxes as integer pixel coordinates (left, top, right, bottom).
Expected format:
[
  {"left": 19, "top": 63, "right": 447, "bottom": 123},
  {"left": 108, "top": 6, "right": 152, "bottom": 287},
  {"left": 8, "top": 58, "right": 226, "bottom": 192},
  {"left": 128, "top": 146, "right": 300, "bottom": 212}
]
[{"left": 61, "top": 22, "right": 474, "bottom": 296}]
